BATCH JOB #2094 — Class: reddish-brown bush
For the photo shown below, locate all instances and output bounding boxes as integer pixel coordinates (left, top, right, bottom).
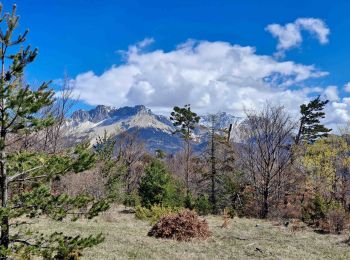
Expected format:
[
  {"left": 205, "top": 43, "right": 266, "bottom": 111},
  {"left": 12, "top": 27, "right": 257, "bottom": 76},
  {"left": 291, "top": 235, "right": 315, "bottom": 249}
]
[
  {"left": 318, "top": 219, "right": 331, "bottom": 233},
  {"left": 236, "top": 186, "right": 260, "bottom": 218},
  {"left": 276, "top": 201, "right": 302, "bottom": 219},
  {"left": 148, "top": 209, "right": 210, "bottom": 241},
  {"left": 327, "top": 209, "right": 348, "bottom": 234}
]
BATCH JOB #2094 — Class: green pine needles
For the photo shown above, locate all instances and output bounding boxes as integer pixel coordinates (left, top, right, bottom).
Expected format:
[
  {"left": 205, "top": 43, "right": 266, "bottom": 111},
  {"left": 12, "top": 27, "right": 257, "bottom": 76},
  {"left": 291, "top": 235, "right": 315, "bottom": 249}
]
[
  {"left": 295, "top": 96, "right": 332, "bottom": 144},
  {"left": 170, "top": 104, "right": 200, "bottom": 196},
  {"left": 0, "top": 4, "right": 109, "bottom": 258}
]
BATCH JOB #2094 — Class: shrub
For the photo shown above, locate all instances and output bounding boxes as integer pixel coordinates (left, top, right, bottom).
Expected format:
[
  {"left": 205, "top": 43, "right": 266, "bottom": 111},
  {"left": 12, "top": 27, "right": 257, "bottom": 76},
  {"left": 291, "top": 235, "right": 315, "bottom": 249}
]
[
  {"left": 163, "top": 181, "right": 185, "bottom": 208},
  {"left": 277, "top": 202, "right": 302, "bottom": 219},
  {"left": 135, "top": 205, "right": 151, "bottom": 220},
  {"left": 274, "top": 192, "right": 303, "bottom": 219},
  {"left": 327, "top": 208, "right": 348, "bottom": 234},
  {"left": 301, "top": 193, "right": 348, "bottom": 233},
  {"left": 59, "top": 169, "right": 106, "bottom": 199},
  {"left": 148, "top": 209, "right": 210, "bottom": 241},
  {"left": 318, "top": 219, "right": 331, "bottom": 233},
  {"left": 139, "top": 160, "right": 182, "bottom": 208},
  {"left": 184, "top": 192, "right": 195, "bottom": 210},
  {"left": 135, "top": 205, "right": 182, "bottom": 224},
  {"left": 227, "top": 207, "right": 236, "bottom": 218},
  {"left": 123, "top": 190, "right": 141, "bottom": 208},
  {"left": 194, "top": 194, "right": 212, "bottom": 215},
  {"left": 235, "top": 185, "right": 260, "bottom": 218},
  {"left": 301, "top": 193, "right": 327, "bottom": 224}
]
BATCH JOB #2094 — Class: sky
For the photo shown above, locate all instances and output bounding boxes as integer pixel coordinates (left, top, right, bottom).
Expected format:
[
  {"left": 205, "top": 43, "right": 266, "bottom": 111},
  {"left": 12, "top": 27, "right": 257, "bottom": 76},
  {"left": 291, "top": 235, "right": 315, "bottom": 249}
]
[{"left": 4, "top": 0, "right": 350, "bottom": 128}]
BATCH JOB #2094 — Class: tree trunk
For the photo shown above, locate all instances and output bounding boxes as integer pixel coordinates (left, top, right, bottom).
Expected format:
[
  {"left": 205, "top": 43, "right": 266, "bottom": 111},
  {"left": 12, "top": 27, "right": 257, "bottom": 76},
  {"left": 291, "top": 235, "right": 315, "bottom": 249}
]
[
  {"left": 126, "top": 165, "right": 132, "bottom": 195},
  {"left": 210, "top": 174, "right": 216, "bottom": 214},
  {"left": 295, "top": 119, "right": 304, "bottom": 146},
  {"left": 261, "top": 187, "right": 269, "bottom": 219},
  {"left": 185, "top": 139, "right": 190, "bottom": 196},
  {"left": 210, "top": 124, "right": 217, "bottom": 214},
  {"left": 0, "top": 48, "right": 9, "bottom": 255},
  {"left": 0, "top": 148, "right": 9, "bottom": 253}
]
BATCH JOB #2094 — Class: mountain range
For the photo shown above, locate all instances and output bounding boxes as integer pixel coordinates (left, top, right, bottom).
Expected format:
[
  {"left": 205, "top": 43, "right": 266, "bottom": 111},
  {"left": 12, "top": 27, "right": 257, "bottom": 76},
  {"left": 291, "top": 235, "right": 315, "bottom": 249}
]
[{"left": 64, "top": 105, "right": 237, "bottom": 153}]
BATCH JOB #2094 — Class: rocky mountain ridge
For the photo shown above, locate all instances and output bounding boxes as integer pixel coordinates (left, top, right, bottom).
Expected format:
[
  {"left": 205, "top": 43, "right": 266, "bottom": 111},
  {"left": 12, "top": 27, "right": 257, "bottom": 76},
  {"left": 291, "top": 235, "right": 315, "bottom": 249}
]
[{"left": 66, "top": 105, "right": 237, "bottom": 153}]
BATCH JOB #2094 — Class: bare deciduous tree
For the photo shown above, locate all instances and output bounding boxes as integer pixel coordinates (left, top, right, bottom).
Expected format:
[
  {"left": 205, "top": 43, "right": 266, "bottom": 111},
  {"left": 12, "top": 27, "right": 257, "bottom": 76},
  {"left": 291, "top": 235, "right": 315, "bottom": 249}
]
[
  {"left": 238, "top": 104, "right": 295, "bottom": 218},
  {"left": 41, "top": 74, "right": 77, "bottom": 153},
  {"left": 116, "top": 130, "right": 146, "bottom": 194},
  {"left": 8, "top": 74, "right": 77, "bottom": 154}
]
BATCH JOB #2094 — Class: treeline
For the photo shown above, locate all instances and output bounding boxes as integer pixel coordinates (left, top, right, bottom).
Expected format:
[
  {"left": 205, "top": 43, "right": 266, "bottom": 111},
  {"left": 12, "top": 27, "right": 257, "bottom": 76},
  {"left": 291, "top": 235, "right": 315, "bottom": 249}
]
[{"left": 69, "top": 96, "right": 350, "bottom": 236}]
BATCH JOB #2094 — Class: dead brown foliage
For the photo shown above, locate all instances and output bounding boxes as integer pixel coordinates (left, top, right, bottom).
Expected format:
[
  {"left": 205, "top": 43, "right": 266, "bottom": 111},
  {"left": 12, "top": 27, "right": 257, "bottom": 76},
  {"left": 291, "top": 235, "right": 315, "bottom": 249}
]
[
  {"left": 148, "top": 209, "right": 210, "bottom": 241},
  {"left": 326, "top": 209, "right": 348, "bottom": 234},
  {"left": 58, "top": 169, "right": 107, "bottom": 199},
  {"left": 221, "top": 208, "right": 229, "bottom": 228}
]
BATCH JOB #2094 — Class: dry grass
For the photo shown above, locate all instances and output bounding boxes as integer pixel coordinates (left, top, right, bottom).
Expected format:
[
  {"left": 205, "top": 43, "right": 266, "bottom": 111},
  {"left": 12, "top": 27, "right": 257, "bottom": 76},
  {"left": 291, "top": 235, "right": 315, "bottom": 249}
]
[{"left": 26, "top": 205, "right": 350, "bottom": 259}]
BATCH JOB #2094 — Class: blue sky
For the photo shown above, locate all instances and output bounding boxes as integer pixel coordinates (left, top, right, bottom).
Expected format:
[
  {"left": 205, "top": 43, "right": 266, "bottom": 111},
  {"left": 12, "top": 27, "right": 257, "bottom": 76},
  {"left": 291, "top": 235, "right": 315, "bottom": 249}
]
[{"left": 4, "top": 0, "right": 350, "bottom": 125}]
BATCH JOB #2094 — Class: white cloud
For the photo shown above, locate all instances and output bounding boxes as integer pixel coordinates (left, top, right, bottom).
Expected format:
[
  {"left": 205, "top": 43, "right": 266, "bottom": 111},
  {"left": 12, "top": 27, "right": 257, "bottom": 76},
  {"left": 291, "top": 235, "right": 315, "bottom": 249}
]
[
  {"left": 324, "top": 85, "right": 339, "bottom": 101},
  {"left": 344, "top": 82, "right": 350, "bottom": 92},
  {"left": 320, "top": 87, "right": 350, "bottom": 129},
  {"left": 137, "top": 37, "right": 155, "bottom": 48},
  {"left": 325, "top": 98, "right": 350, "bottom": 129},
  {"left": 70, "top": 39, "right": 350, "bottom": 128},
  {"left": 266, "top": 23, "right": 301, "bottom": 56},
  {"left": 266, "top": 18, "right": 330, "bottom": 57},
  {"left": 72, "top": 39, "right": 328, "bottom": 118},
  {"left": 296, "top": 18, "right": 329, "bottom": 44},
  {"left": 343, "top": 97, "right": 350, "bottom": 105}
]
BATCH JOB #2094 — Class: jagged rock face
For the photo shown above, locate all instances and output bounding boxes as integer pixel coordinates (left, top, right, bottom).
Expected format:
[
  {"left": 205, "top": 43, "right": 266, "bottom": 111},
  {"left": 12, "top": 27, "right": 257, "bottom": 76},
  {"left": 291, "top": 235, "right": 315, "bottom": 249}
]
[
  {"left": 110, "top": 105, "right": 149, "bottom": 119},
  {"left": 66, "top": 105, "right": 176, "bottom": 151},
  {"left": 71, "top": 105, "right": 113, "bottom": 123},
  {"left": 71, "top": 105, "right": 151, "bottom": 124},
  {"left": 66, "top": 105, "right": 237, "bottom": 153},
  {"left": 71, "top": 109, "right": 90, "bottom": 122},
  {"left": 200, "top": 112, "right": 238, "bottom": 130},
  {"left": 89, "top": 105, "right": 112, "bottom": 122}
]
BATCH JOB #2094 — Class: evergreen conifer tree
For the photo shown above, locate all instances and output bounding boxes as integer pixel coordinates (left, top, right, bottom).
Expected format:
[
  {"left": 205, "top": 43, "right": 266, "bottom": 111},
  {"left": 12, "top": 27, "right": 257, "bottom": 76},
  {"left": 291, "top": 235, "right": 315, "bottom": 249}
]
[
  {"left": 138, "top": 160, "right": 179, "bottom": 208},
  {"left": 295, "top": 96, "right": 332, "bottom": 144},
  {"left": 170, "top": 104, "right": 200, "bottom": 196},
  {"left": 0, "top": 4, "right": 109, "bottom": 258}
]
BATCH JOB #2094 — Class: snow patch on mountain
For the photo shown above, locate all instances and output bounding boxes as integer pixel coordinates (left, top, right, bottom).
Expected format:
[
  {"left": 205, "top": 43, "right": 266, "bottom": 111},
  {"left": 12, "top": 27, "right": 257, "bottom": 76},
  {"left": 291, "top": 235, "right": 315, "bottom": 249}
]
[
  {"left": 65, "top": 105, "right": 237, "bottom": 152},
  {"left": 65, "top": 105, "right": 174, "bottom": 145}
]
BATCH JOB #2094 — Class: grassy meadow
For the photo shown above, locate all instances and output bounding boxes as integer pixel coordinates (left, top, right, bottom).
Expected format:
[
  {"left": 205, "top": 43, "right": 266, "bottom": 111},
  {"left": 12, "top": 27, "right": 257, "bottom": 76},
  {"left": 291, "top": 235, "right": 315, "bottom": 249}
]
[{"left": 24, "top": 205, "right": 350, "bottom": 260}]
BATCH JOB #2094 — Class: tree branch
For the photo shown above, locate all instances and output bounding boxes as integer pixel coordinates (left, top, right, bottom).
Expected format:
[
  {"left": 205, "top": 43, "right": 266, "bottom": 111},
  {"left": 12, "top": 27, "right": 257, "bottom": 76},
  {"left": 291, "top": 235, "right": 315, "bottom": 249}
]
[
  {"left": 10, "top": 174, "right": 48, "bottom": 183},
  {"left": 8, "top": 165, "right": 45, "bottom": 183}
]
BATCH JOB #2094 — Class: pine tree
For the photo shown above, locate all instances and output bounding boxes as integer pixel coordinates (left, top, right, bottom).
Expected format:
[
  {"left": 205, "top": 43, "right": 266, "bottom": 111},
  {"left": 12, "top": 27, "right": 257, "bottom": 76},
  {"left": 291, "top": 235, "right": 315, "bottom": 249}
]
[
  {"left": 0, "top": 4, "right": 109, "bottom": 258},
  {"left": 209, "top": 115, "right": 218, "bottom": 214},
  {"left": 205, "top": 114, "right": 235, "bottom": 214},
  {"left": 94, "top": 130, "right": 123, "bottom": 201},
  {"left": 138, "top": 160, "right": 179, "bottom": 208},
  {"left": 170, "top": 104, "right": 200, "bottom": 196},
  {"left": 295, "top": 96, "right": 332, "bottom": 144}
]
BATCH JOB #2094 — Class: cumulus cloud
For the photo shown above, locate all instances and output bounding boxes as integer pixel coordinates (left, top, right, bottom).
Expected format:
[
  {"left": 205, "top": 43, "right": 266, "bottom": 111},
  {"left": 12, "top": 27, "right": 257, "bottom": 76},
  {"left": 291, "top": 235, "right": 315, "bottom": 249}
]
[
  {"left": 71, "top": 39, "right": 329, "bottom": 119},
  {"left": 266, "top": 18, "right": 330, "bottom": 57},
  {"left": 321, "top": 83, "right": 350, "bottom": 129},
  {"left": 70, "top": 39, "right": 350, "bottom": 127},
  {"left": 344, "top": 82, "right": 350, "bottom": 92},
  {"left": 324, "top": 97, "right": 350, "bottom": 130},
  {"left": 324, "top": 85, "right": 339, "bottom": 101}
]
